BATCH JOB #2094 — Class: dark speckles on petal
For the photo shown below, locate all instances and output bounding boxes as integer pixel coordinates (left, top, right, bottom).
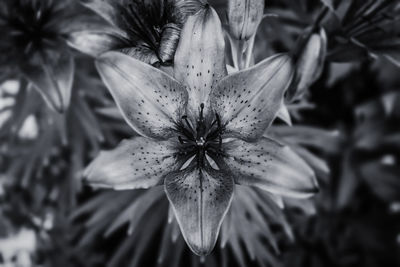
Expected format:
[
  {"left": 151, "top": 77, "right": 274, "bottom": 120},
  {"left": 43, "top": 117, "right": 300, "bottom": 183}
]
[
  {"left": 96, "top": 51, "right": 188, "bottom": 139},
  {"left": 164, "top": 165, "right": 234, "bottom": 256},
  {"left": 211, "top": 54, "right": 294, "bottom": 141},
  {"left": 222, "top": 137, "right": 318, "bottom": 198},
  {"left": 174, "top": 6, "right": 227, "bottom": 112},
  {"left": 84, "top": 137, "right": 180, "bottom": 190}
]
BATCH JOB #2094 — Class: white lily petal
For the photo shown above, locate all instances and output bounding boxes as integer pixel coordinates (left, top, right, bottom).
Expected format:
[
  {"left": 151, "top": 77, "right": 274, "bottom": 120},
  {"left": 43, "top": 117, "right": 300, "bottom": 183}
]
[
  {"left": 96, "top": 51, "right": 188, "bottom": 139},
  {"left": 84, "top": 138, "right": 179, "bottom": 190},
  {"left": 223, "top": 137, "right": 318, "bottom": 198},
  {"left": 164, "top": 165, "right": 234, "bottom": 256},
  {"left": 264, "top": 191, "right": 285, "bottom": 209},
  {"left": 174, "top": 5, "right": 227, "bottom": 113},
  {"left": 212, "top": 54, "right": 294, "bottom": 142}
]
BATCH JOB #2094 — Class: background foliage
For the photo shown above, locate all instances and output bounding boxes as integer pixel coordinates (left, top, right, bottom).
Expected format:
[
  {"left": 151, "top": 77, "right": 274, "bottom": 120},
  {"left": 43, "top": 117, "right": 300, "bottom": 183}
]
[{"left": 0, "top": 0, "right": 399, "bottom": 266}]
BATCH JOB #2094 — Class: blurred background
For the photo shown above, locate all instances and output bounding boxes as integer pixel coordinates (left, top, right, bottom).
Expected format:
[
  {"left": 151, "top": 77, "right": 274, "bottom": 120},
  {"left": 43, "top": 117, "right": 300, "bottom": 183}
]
[{"left": 0, "top": 0, "right": 399, "bottom": 266}]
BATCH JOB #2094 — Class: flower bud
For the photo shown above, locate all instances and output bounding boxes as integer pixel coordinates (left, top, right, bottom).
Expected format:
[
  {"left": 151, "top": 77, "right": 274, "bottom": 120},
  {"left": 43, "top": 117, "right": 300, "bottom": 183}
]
[
  {"left": 287, "top": 27, "right": 327, "bottom": 100},
  {"left": 228, "top": 0, "right": 265, "bottom": 40},
  {"left": 158, "top": 23, "right": 181, "bottom": 63}
]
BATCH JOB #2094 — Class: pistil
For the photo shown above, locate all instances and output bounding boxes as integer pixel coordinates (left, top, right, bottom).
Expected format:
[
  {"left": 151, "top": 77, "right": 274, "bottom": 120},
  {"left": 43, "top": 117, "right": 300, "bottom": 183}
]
[{"left": 177, "top": 103, "right": 225, "bottom": 169}]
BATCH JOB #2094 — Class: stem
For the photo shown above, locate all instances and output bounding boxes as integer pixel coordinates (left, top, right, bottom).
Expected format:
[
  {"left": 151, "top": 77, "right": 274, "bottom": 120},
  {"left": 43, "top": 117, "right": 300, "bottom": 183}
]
[
  {"left": 229, "top": 35, "right": 239, "bottom": 70},
  {"left": 244, "top": 34, "right": 256, "bottom": 68},
  {"left": 237, "top": 40, "right": 246, "bottom": 70}
]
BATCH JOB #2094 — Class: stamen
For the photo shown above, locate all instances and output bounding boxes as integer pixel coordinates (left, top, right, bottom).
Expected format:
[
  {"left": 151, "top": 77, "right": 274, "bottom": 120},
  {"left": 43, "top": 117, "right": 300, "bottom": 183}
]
[
  {"left": 178, "top": 135, "right": 195, "bottom": 145},
  {"left": 215, "top": 113, "right": 221, "bottom": 128},
  {"left": 182, "top": 115, "right": 193, "bottom": 131},
  {"left": 205, "top": 113, "right": 223, "bottom": 141},
  {"left": 209, "top": 113, "right": 218, "bottom": 128},
  {"left": 177, "top": 105, "right": 224, "bottom": 169}
]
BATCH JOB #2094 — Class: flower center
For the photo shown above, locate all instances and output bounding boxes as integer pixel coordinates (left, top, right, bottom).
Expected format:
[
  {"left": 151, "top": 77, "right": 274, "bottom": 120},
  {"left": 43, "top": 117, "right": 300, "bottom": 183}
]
[
  {"left": 196, "top": 137, "right": 206, "bottom": 147},
  {"left": 4, "top": 0, "right": 58, "bottom": 55},
  {"left": 177, "top": 103, "right": 224, "bottom": 167}
]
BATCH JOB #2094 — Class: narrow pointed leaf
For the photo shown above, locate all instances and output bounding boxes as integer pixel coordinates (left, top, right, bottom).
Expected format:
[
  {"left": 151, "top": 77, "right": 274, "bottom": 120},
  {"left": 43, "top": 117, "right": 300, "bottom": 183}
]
[
  {"left": 81, "top": 0, "right": 123, "bottom": 27},
  {"left": 21, "top": 52, "right": 74, "bottom": 113}
]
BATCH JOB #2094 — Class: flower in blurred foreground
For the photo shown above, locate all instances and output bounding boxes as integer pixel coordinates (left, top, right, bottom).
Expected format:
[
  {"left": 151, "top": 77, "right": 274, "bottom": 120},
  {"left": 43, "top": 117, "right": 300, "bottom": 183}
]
[
  {"left": 84, "top": 5, "right": 318, "bottom": 255},
  {"left": 0, "top": 0, "right": 78, "bottom": 112},
  {"left": 287, "top": 27, "right": 327, "bottom": 101},
  {"left": 68, "top": 0, "right": 202, "bottom": 65}
]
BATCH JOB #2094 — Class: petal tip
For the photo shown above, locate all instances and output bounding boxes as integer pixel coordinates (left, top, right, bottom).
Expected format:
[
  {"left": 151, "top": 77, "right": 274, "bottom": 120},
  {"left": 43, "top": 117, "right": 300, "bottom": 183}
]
[
  {"left": 164, "top": 167, "right": 233, "bottom": 256},
  {"left": 82, "top": 161, "right": 96, "bottom": 184},
  {"left": 190, "top": 245, "right": 214, "bottom": 257}
]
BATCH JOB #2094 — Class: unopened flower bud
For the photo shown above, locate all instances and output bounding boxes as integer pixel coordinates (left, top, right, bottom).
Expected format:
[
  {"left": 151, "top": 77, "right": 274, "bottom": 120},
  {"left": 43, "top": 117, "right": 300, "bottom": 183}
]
[
  {"left": 288, "top": 27, "right": 327, "bottom": 100},
  {"left": 228, "top": 0, "right": 265, "bottom": 40},
  {"left": 158, "top": 23, "right": 181, "bottom": 63}
]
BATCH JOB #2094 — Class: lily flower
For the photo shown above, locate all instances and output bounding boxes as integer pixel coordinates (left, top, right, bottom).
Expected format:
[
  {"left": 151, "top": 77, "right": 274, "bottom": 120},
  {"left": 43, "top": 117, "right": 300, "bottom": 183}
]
[
  {"left": 84, "top": 5, "right": 318, "bottom": 256},
  {"left": 68, "top": 0, "right": 202, "bottom": 65},
  {"left": 0, "top": 0, "right": 77, "bottom": 112}
]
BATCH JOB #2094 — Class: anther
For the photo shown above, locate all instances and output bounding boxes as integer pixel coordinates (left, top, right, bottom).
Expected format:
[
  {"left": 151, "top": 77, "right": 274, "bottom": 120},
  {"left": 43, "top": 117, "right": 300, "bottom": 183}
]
[
  {"left": 178, "top": 136, "right": 184, "bottom": 144},
  {"left": 182, "top": 115, "right": 193, "bottom": 131}
]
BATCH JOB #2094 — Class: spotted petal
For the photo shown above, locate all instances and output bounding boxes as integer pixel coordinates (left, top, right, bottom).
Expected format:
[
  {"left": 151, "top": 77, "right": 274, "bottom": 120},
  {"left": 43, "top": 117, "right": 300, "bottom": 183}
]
[
  {"left": 174, "top": 5, "right": 227, "bottom": 113},
  {"left": 211, "top": 54, "right": 294, "bottom": 142},
  {"left": 21, "top": 52, "right": 74, "bottom": 113},
  {"left": 84, "top": 137, "right": 180, "bottom": 190},
  {"left": 164, "top": 165, "right": 234, "bottom": 256},
  {"left": 222, "top": 137, "right": 318, "bottom": 198},
  {"left": 96, "top": 51, "right": 188, "bottom": 139}
]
